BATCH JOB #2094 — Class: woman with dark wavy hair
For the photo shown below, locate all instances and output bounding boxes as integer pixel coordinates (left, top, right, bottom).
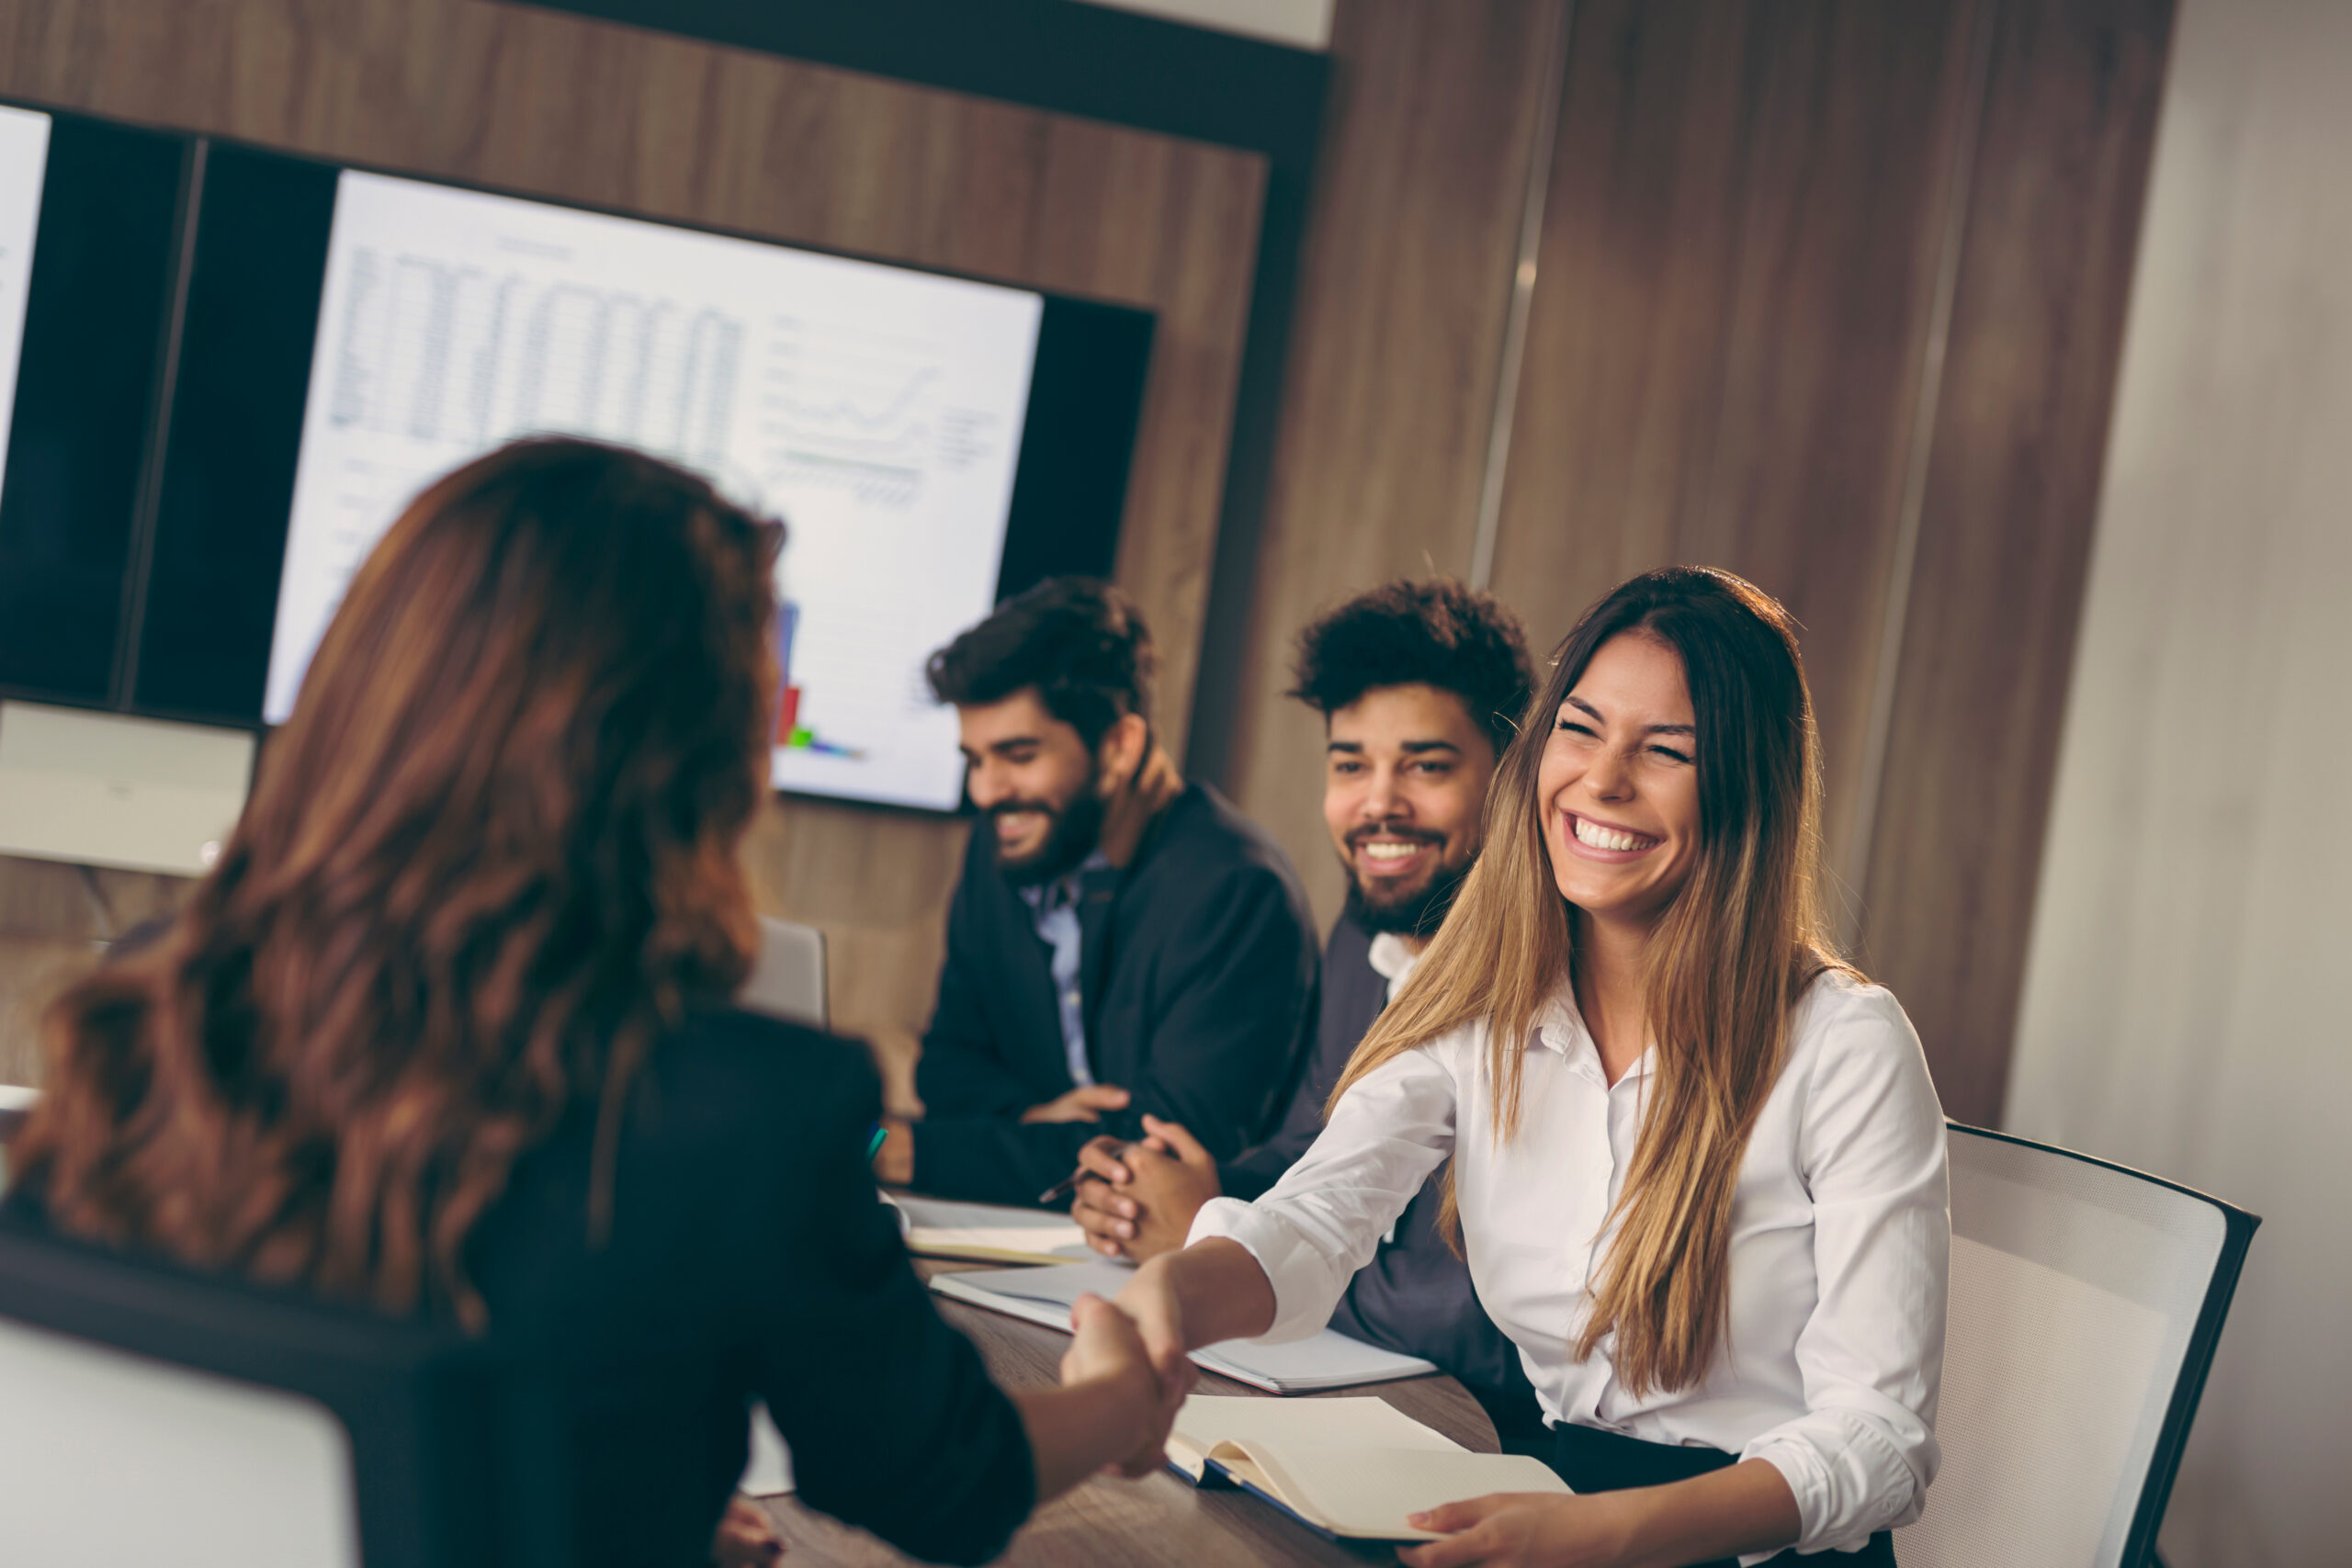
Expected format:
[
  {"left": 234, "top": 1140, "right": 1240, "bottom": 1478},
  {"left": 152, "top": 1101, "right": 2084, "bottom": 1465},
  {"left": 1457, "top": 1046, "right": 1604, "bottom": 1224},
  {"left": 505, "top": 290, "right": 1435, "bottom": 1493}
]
[{"left": 2, "top": 437, "right": 1175, "bottom": 1566}]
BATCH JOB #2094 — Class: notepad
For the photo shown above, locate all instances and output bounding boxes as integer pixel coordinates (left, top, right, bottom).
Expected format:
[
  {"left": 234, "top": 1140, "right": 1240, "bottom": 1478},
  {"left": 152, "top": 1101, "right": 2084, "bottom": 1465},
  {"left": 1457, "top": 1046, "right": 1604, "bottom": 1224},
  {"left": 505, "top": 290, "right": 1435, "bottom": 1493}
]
[
  {"left": 1170, "top": 1394, "right": 1570, "bottom": 1541},
  {"left": 925, "top": 1261, "right": 1442, "bottom": 1393},
  {"left": 883, "top": 1192, "right": 1093, "bottom": 1265}
]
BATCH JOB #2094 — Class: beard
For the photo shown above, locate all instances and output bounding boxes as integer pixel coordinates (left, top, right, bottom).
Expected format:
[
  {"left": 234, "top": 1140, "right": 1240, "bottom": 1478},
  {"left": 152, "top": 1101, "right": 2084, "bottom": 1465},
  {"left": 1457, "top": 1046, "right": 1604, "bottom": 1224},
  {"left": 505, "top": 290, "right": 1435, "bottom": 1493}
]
[
  {"left": 989, "top": 770, "right": 1108, "bottom": 889},
  {"left": 1340, "top": 839, "right": 1475, "bottom": 942}
]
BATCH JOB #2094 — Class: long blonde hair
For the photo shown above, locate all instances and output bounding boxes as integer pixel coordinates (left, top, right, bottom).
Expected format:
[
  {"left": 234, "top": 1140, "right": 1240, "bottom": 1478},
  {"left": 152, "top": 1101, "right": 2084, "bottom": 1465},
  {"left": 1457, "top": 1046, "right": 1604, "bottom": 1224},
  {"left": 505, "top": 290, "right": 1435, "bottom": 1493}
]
[{"left": 1334, "top": 566, "right": 1849, "bottom": 1395}]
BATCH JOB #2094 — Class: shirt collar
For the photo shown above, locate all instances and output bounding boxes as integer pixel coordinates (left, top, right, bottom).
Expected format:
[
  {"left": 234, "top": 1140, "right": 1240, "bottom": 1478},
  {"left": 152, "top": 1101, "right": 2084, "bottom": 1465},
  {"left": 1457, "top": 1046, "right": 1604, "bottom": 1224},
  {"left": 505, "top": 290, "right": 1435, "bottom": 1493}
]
[
  {"left": 1531, "top": 982, "right": 1654, "bottom": 1084},
  {"left": 1532, "top": 985, "right": 1584, "bottom": 1057},
  {"left": 1363, "top": 931, "right": 1411, "bottom": 982},
  {"left": 1365, "top": 931, "right": 1420, "bottom": 996},
  {"left": 1017, "top": 850, "right": 1112, "bottom": 914}
]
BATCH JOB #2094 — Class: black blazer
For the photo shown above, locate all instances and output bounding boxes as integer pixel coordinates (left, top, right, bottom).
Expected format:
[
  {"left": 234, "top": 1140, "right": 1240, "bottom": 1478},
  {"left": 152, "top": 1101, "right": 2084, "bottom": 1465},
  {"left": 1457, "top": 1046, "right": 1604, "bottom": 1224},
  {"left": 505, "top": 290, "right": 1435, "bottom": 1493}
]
[
  {"left": 912, "top": 782, "right": 1318, "bottom": 1206},
  {"left": 6, "top": 1010, "right": 1034, "bottom": 1568},
  {"left": 1222, "top": 915, "right": 1542, "bottom": 1436}
]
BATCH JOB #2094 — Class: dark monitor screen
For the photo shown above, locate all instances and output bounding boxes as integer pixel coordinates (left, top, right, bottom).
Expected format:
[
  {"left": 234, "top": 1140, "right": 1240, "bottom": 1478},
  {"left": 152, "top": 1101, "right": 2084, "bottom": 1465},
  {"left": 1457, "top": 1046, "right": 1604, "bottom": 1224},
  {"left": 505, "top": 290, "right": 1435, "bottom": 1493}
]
[
  {"left": 0, "top": 107, "right": 184, "bottom": 705},
  {"left": 135, "top": 150, "right": 1153, "bottom": 813}
]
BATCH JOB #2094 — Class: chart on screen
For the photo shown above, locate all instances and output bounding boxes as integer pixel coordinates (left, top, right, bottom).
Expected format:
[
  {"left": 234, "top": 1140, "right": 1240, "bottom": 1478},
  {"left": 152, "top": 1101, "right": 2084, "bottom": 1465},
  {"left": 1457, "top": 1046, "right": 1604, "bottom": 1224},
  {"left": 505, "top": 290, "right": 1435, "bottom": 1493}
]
[
  {"left": 269, "top": 171, "right": 1043, "bottom": 811},
  {"left": 0, "top": 107, "right": 52, "bottom": 520}
]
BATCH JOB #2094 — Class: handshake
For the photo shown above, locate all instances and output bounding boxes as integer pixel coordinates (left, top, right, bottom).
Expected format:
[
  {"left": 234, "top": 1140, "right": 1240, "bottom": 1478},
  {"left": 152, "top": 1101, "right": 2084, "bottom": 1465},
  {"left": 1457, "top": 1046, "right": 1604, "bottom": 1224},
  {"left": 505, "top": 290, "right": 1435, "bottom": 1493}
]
[
  {"left": 1006, "top": 1113, "right": 1264, "bottom": 1493},
  {"left": 1057, "top": 1283, "right": 1194, "bottom": 1479},
  {"left": 1046, "top": 1115, "right": 1227, "bottom": 1479}
]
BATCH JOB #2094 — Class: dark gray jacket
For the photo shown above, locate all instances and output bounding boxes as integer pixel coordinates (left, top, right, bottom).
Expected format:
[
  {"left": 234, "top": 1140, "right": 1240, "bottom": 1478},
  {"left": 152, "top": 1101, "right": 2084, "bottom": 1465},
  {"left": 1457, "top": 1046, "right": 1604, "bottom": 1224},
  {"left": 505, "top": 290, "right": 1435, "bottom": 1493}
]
[{"left": 1224, "top": 912, "right": 1543, "bottom": 1437}]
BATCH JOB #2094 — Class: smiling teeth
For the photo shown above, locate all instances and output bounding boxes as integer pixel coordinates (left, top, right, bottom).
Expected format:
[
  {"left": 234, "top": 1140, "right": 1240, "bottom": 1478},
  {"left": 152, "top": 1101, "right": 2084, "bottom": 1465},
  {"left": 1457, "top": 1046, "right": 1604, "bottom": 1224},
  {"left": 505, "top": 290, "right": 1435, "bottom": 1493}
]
[
  {"left": 1361, "top": 841, "right": 1424, "bottom": 861},
  {"left": 1574, "top": 818, "right": 1657, "bottom": 852}
]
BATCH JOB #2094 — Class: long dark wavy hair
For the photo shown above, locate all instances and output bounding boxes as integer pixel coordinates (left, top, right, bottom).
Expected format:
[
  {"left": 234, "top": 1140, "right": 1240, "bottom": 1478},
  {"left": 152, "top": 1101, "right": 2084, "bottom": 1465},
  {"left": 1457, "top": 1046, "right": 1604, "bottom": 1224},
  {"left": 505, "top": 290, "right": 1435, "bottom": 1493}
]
[{"left": 13, "top": 438, "right": 781, "bottom": 1329}]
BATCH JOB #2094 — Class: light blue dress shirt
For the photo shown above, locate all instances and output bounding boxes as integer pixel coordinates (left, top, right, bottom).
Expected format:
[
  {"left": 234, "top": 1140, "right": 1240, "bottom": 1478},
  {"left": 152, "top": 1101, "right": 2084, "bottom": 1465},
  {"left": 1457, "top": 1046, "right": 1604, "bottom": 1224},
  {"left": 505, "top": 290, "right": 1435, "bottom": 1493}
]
[{"left": 1018, "top": 851, "right": 1111, "bottom": 1088}]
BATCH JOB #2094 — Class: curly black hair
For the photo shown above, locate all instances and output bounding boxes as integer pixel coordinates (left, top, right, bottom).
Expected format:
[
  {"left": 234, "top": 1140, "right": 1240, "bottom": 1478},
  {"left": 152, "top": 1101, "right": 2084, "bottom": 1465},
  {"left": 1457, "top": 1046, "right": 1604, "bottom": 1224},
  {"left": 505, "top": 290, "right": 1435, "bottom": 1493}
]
[
  {"left": 1288, "top": 579, "right": 1534, "bottom": 758},
  {"left": 925, "top": 576, "right": 1155, "bottom": 750}
]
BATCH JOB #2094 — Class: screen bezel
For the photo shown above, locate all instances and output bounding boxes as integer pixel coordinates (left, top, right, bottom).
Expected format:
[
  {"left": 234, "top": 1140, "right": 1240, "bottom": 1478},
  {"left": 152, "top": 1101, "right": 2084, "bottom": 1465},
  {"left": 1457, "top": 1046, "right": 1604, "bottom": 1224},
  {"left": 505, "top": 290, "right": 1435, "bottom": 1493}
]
[{"left": 0, "top": 108, "right": 187, "bottom": 709}]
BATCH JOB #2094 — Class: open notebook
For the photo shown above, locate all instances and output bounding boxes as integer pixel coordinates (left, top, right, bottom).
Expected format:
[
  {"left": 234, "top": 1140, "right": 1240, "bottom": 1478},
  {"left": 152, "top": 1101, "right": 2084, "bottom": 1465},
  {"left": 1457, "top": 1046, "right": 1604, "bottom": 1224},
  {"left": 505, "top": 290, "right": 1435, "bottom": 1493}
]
[
  {"left": 1170, "top": 1394, "right": 1568, "bottom": 1541},
  {"left": 883, "top": 1193, "right": 1093, "bottom": 1265},
  {"left": 926, "top": 1260, "right": 1439, "bottom": 1393}
]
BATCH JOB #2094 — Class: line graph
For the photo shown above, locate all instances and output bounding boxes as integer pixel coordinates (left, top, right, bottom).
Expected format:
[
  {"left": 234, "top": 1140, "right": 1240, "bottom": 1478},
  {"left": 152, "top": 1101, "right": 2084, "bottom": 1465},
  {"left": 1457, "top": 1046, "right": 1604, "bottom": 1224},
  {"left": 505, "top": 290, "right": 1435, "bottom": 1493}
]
[
  {"left": 755, "top": 315, "right": 1001, "bottom": 511},
  {"left": 766, "top": 360, "right": 939, "bottom": 428}
]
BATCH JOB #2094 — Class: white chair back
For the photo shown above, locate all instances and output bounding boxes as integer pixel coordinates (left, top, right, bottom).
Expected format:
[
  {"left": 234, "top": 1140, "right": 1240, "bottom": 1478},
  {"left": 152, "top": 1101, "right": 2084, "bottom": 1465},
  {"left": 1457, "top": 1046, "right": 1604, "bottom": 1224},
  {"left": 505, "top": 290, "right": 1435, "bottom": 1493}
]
[
  {"left": 740, "top": 915, "right": 827, "bottom": 1029},
  {"left": 0, "top": 1313, "right": 359, "bottom": 1568},
  {"left": 1895, "top": 1124, "right": 2256, "bottom": 1568},
  {"left": 1, "top": 1196, "right": 570, "bottom": 1568},
  {"left": 730, "top": 920, "right": 820, "bottom": 1500}
]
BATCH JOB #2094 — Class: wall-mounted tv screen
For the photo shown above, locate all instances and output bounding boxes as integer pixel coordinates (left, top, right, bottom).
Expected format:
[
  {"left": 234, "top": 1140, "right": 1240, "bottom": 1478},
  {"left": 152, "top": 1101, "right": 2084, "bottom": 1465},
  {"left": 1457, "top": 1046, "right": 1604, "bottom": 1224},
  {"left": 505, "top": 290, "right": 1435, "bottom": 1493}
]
[
  {"left": 133, "top": 149, "right": 1154, "bottom": 814},
  {"left": 277, "top": 172, "right": 1046, "bottom": 810}
]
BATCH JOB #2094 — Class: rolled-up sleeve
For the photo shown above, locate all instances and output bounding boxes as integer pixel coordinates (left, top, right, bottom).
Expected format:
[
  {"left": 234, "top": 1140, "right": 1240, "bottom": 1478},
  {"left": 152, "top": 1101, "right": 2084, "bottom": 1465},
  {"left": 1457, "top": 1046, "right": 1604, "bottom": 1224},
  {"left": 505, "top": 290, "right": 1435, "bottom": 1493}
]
[
  {"left": 1187, "top": 1044, "right": 1455, "bottom": 1343},
  {"left": 1740, "top": 989, "right": 1949, "bottom": 1559}
]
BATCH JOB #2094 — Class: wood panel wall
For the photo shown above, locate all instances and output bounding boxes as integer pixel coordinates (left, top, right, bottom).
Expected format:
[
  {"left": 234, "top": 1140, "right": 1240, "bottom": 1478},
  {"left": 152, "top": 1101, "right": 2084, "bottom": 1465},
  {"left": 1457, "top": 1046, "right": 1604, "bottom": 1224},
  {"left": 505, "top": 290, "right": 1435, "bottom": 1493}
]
[
  {"left": 1218, "top": 0, "right": 2172, "bottom": 1124},
  {"left": 1218, "top": 0, "right": 1560, "bottom": 923},
  {"left": 0, "top": 0, "right": 2177, "bottom": 1127},
  {"left": 1859, "top": 0, "right": 2176, "bottom": 1122},
  {"left": 0, "top": 0, "right": 1267, "bottom": 1102},
  {"left": 1488, "top": 0, "right": 1982, "bottom": 897}
]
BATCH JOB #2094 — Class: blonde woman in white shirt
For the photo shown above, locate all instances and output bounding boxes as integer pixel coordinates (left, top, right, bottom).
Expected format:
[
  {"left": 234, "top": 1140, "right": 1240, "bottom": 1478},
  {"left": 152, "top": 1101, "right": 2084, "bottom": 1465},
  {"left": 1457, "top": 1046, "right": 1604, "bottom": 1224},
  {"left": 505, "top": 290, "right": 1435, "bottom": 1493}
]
[{"left": 1114, "top": 566, "right": 1948, "bottom": 1568}]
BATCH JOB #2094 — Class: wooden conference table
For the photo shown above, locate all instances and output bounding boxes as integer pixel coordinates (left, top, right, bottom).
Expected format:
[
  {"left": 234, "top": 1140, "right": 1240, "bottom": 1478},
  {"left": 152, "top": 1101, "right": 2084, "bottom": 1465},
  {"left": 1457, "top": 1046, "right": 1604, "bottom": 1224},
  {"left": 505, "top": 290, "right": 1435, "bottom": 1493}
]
[{"left": 750, "top": 1258, "right": 1499, "bottom": 1567}]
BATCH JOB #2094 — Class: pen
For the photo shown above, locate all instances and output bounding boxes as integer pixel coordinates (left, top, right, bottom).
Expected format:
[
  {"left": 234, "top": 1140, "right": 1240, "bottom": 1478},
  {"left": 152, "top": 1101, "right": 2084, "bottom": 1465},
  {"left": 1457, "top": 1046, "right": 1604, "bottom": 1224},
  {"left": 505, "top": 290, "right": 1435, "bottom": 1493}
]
[
  {"left": 1036, "top": 1169, "right": 1087, "bottom": 1206},
  {"left": 865, "top": 1123, "right": 888, "bottom": 1163},
  {"left": 1038, "top": 1137, "right": 1131, "bottom": 1206}
]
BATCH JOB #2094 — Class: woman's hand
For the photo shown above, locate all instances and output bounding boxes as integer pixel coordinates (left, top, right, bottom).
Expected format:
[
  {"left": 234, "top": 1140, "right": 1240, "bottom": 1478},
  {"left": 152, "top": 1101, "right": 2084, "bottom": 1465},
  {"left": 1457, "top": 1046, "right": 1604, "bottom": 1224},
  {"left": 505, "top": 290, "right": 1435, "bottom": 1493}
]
[
  {"left": 1397, "top": 1492, "right": 1638, "bottom": 1568},
  {"left": 1062, "top": 1292, "right": 1182, "bottom": 1477},
  {"left": 1403, "top": 1460, "right": 1802, "bottom": 1568},
  {"left": 1111, "top": 1255, "right": 1198, "bottom": 1403},
  {"left": 711, "top": 1495, "right": 785, "bottom": 1566}
]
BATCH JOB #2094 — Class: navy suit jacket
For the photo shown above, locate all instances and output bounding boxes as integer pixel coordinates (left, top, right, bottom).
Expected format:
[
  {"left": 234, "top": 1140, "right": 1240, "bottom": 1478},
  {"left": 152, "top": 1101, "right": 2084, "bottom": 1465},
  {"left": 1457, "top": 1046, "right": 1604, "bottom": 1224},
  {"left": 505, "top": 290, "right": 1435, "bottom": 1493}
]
[
  {"left": 6, "top": 1010, "right": 1034, "bottom": 1568},
  {"left": 912, "top": 783, "right": 1318, "bottom": 1207}
]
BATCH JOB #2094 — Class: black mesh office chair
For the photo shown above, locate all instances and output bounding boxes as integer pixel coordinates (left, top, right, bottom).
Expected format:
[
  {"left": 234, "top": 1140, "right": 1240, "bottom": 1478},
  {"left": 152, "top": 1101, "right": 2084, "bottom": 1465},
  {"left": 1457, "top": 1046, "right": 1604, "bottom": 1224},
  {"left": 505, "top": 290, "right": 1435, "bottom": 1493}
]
[
  {"left": 1895, "top": 1122, "right": 2258, "bottom": 1568},
  {"left": 0, "top": 1217, "right": 571, "bottom": 1568}
]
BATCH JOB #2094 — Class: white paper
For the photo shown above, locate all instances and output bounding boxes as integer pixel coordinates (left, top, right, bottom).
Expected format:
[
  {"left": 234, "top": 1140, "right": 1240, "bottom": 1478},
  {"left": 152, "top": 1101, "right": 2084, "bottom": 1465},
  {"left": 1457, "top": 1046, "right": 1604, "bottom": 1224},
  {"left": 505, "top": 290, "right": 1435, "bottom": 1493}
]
[
  {"left": 885, "top": 1193, "right": 1092, "bottom": 1258},
  {"left": 930, "top": 1263, "right": 1439, "bottom": 1392},
  {"left": 1171, "top": 1393, "right": 1464, "bottom": 1459},
  {"left": 1192, "top": 1329, "right": 1438, "bottom": 1393},
  {"left": 1172, "top": 1396, "right": 1561, "bottom": 1542},
  {"left": 270, "top": 171, "right": 1043, "bottom": 810},
  {"left": 738, "top": 1403, "right": 795, "bottom": 1497},
  {"left": 1241, "top": 1444, "right": 1568, "bottom": 1540}
]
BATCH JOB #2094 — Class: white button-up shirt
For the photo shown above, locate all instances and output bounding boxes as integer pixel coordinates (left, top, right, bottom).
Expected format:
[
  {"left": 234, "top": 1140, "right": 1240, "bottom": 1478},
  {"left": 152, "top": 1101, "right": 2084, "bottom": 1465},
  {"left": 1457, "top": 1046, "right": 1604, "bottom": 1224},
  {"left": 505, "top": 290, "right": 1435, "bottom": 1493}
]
[
  {"left": 1365, "top": 930, "right": 1420, "bottom": 1001},
  {"left": 1190, "top": 971, "right": 1949, "bottom": 1558}
]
